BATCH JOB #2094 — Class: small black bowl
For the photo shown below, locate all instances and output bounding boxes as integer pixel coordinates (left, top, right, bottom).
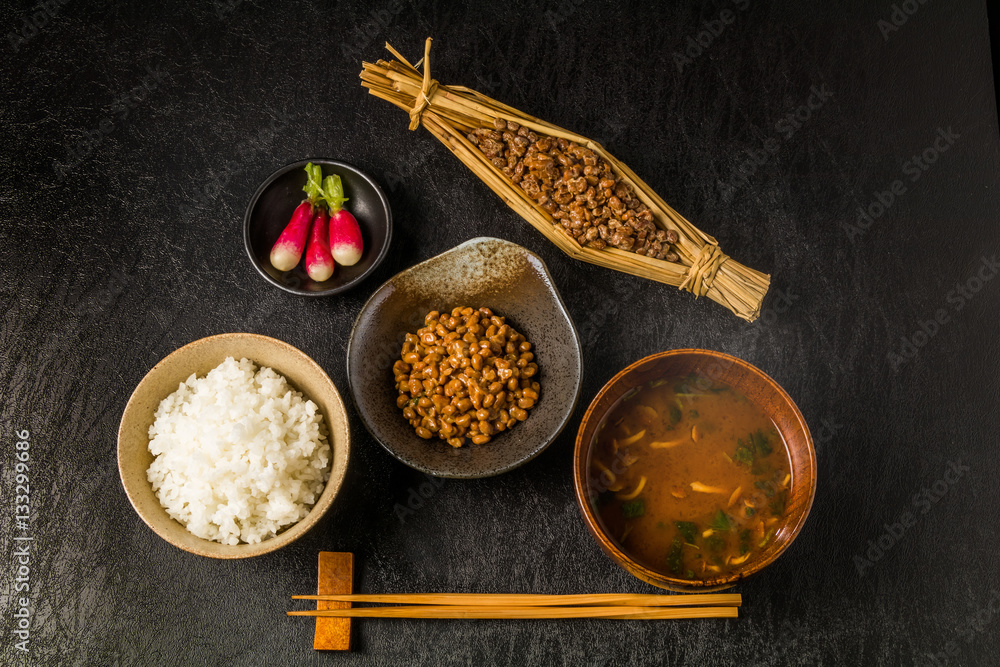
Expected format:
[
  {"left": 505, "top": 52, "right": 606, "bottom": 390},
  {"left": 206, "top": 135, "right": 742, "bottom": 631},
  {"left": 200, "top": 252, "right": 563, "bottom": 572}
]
[{"left": 244, "top": 159, "right": 392, "bottom": 296}]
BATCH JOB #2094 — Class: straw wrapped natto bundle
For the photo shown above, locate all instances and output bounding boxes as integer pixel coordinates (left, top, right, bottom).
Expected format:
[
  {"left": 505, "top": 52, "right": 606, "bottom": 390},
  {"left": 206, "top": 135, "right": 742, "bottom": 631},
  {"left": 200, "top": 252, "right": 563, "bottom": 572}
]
[{"left": 360, "top": 38, "right": 770, "bottom": 321}]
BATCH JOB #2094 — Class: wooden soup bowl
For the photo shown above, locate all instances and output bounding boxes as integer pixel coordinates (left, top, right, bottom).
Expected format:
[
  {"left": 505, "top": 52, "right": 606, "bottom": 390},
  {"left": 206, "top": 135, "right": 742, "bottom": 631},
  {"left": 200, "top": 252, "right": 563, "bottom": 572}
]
[{"left": 573, "top": 349, "right": 817, "bottom": 591}]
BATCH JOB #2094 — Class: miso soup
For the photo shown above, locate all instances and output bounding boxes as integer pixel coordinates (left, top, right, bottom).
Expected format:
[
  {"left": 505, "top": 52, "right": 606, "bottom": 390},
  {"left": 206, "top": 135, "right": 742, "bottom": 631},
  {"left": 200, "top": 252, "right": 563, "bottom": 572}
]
[{"left": 587, "top": 373, "right": 792, "bottom": 580}]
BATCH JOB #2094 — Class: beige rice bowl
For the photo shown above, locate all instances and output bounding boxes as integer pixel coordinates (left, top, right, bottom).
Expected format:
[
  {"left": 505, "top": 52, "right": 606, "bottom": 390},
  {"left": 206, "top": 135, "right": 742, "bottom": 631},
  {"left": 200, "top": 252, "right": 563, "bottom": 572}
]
[{"left": 146, "top": 357, "right": 331, "bottom": 545}]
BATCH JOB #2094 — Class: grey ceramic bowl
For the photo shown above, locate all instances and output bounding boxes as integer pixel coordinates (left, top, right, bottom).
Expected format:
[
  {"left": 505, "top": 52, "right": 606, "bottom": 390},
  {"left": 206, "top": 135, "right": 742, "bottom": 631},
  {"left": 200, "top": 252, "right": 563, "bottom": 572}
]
[
  {"left": 347, "top": 237, "right": 583, "bottom": 478},
  {"left": 244, "top": 158, "right": 392, "bottom": 296}
]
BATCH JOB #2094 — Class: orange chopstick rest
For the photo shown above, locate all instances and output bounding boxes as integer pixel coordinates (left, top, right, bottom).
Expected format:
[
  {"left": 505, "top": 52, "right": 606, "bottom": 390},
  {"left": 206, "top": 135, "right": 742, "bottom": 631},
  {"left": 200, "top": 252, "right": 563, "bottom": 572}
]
[{"left": 313, "top": 552, "right": 353, "bottom": 651}]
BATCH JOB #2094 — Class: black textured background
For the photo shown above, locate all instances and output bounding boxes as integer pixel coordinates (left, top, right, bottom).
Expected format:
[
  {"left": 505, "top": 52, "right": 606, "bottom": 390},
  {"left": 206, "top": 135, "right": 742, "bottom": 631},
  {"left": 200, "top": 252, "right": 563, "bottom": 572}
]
[{"left": 3, "top": 1, "right": 1000, "bottom": 665}]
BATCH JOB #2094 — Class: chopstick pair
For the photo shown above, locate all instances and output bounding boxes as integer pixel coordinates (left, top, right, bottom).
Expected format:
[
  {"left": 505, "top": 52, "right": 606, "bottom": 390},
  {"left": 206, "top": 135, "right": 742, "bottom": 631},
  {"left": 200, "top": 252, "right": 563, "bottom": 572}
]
[{"left": 288, "top": 593, "right": 741, "bottom": 620}]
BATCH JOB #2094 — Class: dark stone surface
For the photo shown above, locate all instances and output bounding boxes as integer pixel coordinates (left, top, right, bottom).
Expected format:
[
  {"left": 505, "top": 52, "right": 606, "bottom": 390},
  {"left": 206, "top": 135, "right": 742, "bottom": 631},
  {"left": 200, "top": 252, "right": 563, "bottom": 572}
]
[{"left": 2, "top": 1, "right": 999, "bottom": 665}]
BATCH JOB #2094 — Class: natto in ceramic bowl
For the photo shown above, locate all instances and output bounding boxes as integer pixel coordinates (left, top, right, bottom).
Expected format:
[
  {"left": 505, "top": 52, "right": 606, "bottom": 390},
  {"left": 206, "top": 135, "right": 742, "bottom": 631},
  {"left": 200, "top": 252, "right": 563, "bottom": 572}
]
[{"left": 347, "top": 237, "right": 583, "bottom": 478}]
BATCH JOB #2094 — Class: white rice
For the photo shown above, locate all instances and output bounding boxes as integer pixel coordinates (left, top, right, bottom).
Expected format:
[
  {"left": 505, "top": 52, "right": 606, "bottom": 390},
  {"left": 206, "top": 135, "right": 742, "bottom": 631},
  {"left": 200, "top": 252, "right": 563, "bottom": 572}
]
[{"left": 146, "top": 357, "right": 331, "bottom": 545}]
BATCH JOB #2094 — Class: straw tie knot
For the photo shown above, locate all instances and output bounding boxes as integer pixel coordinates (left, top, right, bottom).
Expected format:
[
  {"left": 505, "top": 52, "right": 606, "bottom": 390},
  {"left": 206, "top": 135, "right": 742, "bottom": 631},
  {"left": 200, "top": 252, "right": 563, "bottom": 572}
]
[
  {"left": 680, "top": 243, "right": 728, "bottom": 297},
  {"left": 407, "top": 38, "right": 437, "bottom": 131},
  {"left": 408, "top": 80, "right": 438, "bottom": 130}
]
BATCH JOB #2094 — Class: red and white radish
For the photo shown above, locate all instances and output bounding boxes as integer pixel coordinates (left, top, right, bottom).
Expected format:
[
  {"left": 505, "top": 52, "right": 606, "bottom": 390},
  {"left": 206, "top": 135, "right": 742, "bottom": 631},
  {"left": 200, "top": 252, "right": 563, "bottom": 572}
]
[
  {"left": 269, "top": 163, "right": 324, "bottom": 272},
  {"left": 304, "top": 207, "right": 334, "bottom": 281},
  {"left": 269, "top": 201, "right": 313, "bottom": 271},
  {"left": 322, "top": 174, "right": 364, "bottom": 267}
]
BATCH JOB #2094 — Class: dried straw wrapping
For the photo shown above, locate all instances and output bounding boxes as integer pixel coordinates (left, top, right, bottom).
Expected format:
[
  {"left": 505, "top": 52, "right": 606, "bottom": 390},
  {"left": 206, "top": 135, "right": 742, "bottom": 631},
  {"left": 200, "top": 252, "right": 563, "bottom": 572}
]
[{"left": 361, "top": 38, "right": 770, "bottom": 321}]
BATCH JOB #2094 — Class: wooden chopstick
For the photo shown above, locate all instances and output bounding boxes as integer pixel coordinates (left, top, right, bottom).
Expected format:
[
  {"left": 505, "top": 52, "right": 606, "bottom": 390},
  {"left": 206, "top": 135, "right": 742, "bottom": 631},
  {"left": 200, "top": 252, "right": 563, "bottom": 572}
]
[
  {"left": 292, "top": 593, "right": 741, "bottom": 608},
  {"left": 287, "top": 605, "right": 738, "bottom": 620}
]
